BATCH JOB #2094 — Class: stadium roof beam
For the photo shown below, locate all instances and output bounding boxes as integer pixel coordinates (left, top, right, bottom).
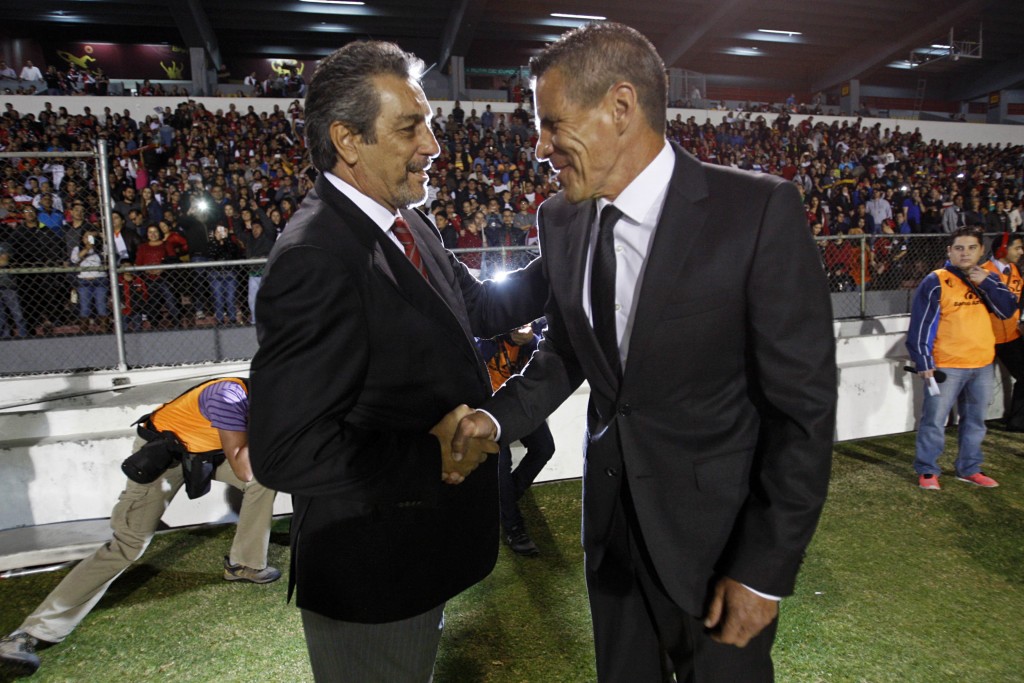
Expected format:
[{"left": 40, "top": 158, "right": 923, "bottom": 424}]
[
  {"left": 168, "top": 0, "right": 223, "bottom": 70},
  {"left": 656, "top": 0, "right": 754, "bottom": 68},
  {"left": 810, "top": 0, "right": 986, "bottom": 93},
  {"left": 438, "top": 0, "right": 490, "bottom": 74}
]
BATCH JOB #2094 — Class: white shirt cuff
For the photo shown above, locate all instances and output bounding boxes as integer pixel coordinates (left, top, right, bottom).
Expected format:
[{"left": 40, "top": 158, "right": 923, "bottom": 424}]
[
  {"left": 475, "top": 409, "right": 501, "bottom": 441},
  {"left": 742, "top": 583, "right": 781, "bottom": 601}
]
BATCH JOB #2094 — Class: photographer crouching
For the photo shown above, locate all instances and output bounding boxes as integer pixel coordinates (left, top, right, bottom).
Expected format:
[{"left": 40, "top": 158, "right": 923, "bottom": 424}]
[{"left": 0, "top": 377, "right": 278, "bottom": 677}]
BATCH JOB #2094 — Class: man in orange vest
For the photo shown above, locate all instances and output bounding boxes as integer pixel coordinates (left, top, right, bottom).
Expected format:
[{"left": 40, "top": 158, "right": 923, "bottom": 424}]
[
  {"left": 906, "top": 227, "right": 1018, "bottom": 491},
  {"left": 0, "top": 377, "right": 278, "bottom": 677},
  {"left": 982, "top": 232, "right": 1024, "bottom": 430}
]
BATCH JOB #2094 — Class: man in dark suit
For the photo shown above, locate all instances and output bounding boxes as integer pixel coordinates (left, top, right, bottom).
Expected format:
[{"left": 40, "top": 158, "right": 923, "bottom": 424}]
[
  {"left": 452, "top": 23, "right": 836, "bottom": 681},
  {"left": 247, "top": 42, "right": 544, "bottom": 681}
]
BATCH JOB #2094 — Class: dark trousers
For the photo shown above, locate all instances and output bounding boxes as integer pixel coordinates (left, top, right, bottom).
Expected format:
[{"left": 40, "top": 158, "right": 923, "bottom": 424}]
[
  {"left": 498, "top": 421, "right": 555, "bottom": 532},
  {"left": 996, "top": 337, "right": 1024, "bottom": 429},
  {"left": 586, "top": 479, "right": 776, "bottom": 682}
]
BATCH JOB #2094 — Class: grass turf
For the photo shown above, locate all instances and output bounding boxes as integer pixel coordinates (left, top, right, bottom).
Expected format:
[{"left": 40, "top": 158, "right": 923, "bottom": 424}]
[{"left": 1, "top": 426, "right": 1022, "bottom": 682}]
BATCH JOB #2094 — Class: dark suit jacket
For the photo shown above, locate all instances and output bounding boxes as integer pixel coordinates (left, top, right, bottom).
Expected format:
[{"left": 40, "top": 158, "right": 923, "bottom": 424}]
[
  {"left": 249, "top": 175, "right": 545, "bottom": 623},
  {"left": 112, "top": 228, "right": 141, "bottom": 263},
  {"left": 484, "top": 144, "right": 837, "bottom": 616}
]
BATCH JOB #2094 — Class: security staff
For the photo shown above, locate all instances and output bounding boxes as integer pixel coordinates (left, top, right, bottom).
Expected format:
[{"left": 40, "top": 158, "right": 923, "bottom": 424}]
[
  {"left": 983, "top": 232, "right": 1024, "bottom": 430},
  {"left": 907, "top": 227, "right": 1017, "bottom": 490}
]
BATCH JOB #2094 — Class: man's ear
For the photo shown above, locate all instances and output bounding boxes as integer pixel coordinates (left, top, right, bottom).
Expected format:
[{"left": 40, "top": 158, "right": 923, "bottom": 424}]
[
  {"left": 330, "top": 121, "right": 360, "bottom": 166},
  {"left": 609, "top": 82, "right": 638, "bottom": 134}
]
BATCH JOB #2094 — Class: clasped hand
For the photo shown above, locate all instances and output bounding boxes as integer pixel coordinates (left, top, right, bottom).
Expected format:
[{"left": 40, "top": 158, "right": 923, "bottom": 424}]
[
  {"left": 430, "top": 404, "right": 499, "bottom": 484},
  {"left": 703, "top": 576, "right": 778, "bottom": 647}
]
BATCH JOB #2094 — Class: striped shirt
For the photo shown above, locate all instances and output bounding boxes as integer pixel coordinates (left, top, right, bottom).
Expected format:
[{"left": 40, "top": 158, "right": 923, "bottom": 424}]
[{"left": 198, "top": 380, "right": 249, "bottom": 432}]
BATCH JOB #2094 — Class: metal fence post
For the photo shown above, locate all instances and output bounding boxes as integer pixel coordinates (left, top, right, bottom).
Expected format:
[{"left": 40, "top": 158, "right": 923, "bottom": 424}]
[
  {"left": 860, "top": 235, "right": 868, "bottom": 318},
  {"left": 96, "top": 139, "right": 128, "bottom": 372}
]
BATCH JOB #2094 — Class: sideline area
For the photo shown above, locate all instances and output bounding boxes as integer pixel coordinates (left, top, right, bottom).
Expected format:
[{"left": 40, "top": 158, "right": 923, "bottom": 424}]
[{"left": 1, "top": 429, "right": 1021, "bottom": 681}]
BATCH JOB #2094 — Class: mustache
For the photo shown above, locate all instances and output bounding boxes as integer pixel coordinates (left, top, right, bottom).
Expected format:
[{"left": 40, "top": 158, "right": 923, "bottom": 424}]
[{"left": 406, "top": 160, "right": 430, "bottom": 174}]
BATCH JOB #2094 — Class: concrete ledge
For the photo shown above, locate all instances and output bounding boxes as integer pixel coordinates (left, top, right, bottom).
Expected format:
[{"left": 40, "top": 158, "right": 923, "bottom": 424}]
[{"left": 0, "top": 519, "right": 113, "bottom": 573}]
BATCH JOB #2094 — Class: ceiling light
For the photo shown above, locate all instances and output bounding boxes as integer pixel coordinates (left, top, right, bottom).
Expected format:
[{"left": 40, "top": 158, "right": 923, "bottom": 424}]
[
  {"left": 299, "top": 0, "right": 364, "bottom": 5},
  {"left": 722, "top": 47, "right": 764, "bottom": 57},
  {"left": 758, "top": 29, "right": 802, "bottom": 36},
  {"left": 551, "top": 12, "right": 607, "bottom": 20}
]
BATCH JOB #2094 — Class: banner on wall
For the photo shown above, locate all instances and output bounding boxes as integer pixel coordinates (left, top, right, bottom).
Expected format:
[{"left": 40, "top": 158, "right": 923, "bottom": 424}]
[{"left": 46, "top": 43, "right": 191, "bottom": 80}]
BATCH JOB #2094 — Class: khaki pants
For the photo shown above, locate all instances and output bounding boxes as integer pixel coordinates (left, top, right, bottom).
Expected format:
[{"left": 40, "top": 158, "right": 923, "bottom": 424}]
[{"left": 20, "top": 441, "right": 276, "bottom": 643}]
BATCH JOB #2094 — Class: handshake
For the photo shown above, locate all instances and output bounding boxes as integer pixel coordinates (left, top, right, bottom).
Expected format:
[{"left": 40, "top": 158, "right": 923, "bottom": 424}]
[{"left": 429, "top": 404, "right": 499, "bottom": 485}]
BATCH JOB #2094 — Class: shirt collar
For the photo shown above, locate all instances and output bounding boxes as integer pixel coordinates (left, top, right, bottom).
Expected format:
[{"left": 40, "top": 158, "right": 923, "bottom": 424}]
[
  {"left": 596, "top": 141, "right": 674, "bottom": 222},
  {"left": 323, "top": 171, "right": 400, "bottom": 234}
]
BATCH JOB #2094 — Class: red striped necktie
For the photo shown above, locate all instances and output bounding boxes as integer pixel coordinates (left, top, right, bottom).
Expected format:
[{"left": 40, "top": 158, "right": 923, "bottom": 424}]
[{"left": 391, "top": 216, "right": 428, "bottom": 280}]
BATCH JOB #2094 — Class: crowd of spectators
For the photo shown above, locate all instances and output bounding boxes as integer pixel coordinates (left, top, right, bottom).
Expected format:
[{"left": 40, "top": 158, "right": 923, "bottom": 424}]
[
  {"left": 0, "top": 96, "right": 1022, "bottom": 337},
  {"left": 0, "top": 58, "right": 121, "bottom": 97}
]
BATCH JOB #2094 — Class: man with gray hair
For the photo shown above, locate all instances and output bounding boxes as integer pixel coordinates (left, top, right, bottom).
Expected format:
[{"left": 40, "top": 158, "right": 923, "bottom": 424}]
[
  {"left": 452, "top": 22, "right": 835, "bottom": 681},
  {"left": 248, "top": 41, "right": 544, "bottom": 680}
]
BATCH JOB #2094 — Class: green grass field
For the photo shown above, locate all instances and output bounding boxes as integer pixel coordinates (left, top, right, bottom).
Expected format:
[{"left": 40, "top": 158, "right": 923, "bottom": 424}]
[{"left": 2, "top": 426, "right": 1022, "bottom": 682}]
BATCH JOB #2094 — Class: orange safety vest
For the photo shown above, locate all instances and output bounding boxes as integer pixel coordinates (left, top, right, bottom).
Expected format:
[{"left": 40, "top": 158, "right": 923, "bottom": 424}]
[
  {"left": 485, "top": 341, "right": 521, "bottom": 392},
  {"left": 932, "top": 269, "right": 997, "bottom": 369},
  {"left": 982, "top": 259, "right": 1023, "bottom": 344},
  {"left": 150, "top": 378, "right": 248, "bottom": 453}
]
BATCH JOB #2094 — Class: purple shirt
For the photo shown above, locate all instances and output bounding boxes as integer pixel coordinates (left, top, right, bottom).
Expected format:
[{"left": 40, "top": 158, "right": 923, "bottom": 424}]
[{"left": 198, "top": 380, "right": 249, "bottom": 432}]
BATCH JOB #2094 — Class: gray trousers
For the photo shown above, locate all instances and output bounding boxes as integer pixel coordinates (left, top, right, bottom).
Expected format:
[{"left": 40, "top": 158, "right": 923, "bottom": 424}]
[
  {"left": 301, "top": 603, "right": 445, "bottom": 682},
  {"left": 20, "top": 443, "right": 276, "bottom": 643}
]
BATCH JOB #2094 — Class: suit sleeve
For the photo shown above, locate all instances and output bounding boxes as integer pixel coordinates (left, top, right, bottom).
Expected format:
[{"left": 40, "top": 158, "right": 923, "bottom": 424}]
[
  {"left": 480, "top": 207, "right": 586, "bottom": 443},
  {"left": 248, "top": 245, "right": 440, "bottom": 505},
  {"left": 723, "top": 180, "right": 837, "bottom": 597},
  {"left": 455, "top": 250, "right": 549, "bottom": 339},
  {"left": 410, "top": 207, "right": 548, "bottom": 338}
]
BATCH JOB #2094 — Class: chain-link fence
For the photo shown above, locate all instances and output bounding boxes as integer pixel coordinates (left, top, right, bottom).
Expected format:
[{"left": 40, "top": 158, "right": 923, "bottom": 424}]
[
  {"left": 818, "top": 233, "right": 960, "bottom": 319},
  {"left": 0, "top": 145, "right": 1005, "bottom": 377}
]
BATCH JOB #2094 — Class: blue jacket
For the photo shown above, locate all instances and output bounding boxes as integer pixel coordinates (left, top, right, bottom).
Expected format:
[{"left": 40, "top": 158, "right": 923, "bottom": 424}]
[{"left": 906, "top": 261, "right": 1018, "bottom": 371}]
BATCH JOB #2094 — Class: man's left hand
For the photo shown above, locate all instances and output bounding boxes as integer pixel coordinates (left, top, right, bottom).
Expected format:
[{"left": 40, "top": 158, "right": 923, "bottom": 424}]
[{"left": 703, "top": 576, "right": 778, "bottom": 647}]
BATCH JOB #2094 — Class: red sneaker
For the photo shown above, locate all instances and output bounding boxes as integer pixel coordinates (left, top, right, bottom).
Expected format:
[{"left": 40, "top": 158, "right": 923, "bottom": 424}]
[
  {"left": 918, "top": 474, "right": 941, "bottom": 490},
  {"left": 955, "top": 472, "right": 999, "bottom": 488}
]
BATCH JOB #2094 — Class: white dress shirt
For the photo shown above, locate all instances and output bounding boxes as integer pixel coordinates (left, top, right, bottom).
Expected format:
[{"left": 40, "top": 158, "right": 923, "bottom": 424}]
[
  {"left": 323, "top": 171, "right": 404, "bottom": 249},
  {"left": 587, "top": 141, "right": 674, "bottom": 369}
]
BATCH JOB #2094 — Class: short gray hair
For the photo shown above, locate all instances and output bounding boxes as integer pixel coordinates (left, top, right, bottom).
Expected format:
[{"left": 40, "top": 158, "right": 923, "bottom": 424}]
[
  {"left": 305, "top": 41, "right": 425, "bottom": 173},
  {"left": 530, "top": 22, "right": 667, "bottom": 134}
]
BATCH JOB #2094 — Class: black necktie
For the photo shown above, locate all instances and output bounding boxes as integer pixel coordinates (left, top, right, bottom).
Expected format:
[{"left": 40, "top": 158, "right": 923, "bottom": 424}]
[{"left": 591, "top": 204, "right": 623, "bottom": 377}]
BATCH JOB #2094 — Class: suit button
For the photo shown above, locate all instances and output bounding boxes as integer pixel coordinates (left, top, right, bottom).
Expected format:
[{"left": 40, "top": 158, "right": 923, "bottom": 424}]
[
  {"left": 605, "top": 467, "right": 618, "bottom": 477},
  {"left": 618, "top": 404, "right": 632, "bottom": 417}
]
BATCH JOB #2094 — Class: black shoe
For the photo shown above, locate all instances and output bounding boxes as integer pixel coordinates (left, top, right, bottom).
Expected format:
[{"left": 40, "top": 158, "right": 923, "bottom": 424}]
[
  {"left": 505, "top": 528, "right": 540, "bottom": 557},
  {"left": 0, "top": 631, "right": 42, "bottom": 676}
]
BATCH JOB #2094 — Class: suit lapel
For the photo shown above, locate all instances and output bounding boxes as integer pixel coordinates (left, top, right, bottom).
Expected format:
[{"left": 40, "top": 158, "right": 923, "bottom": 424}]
[
  {"left": 314, "top": 175, "right": 398, "bottom": 286},
  {"left": 623, "top": 145, "right": 709, "bottom": 384},
  {"left": 401, "top": 209, "right": 485, "bottom": 368},
  {"left": 547, "top": 198, "right": 621, "bottom": 399},
  {"left": 314, "top": 176, "right": 481, "bottom": 368}
]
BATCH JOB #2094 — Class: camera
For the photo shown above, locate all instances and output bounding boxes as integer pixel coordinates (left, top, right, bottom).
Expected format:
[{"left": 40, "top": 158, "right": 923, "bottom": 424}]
[{"left": 121, "top": 439, "right": 185, "bottom": 483}]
